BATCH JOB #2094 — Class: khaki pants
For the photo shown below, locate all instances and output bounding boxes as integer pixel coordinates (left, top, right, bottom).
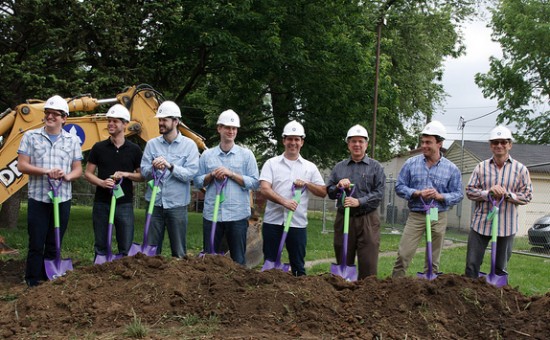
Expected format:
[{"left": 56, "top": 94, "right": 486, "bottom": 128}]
[
  {"left": 333, "top": 210, "right": 380, "bottom": 279},
  {"left": 392, "top": 211, "right": 447, "bottom": 278}
]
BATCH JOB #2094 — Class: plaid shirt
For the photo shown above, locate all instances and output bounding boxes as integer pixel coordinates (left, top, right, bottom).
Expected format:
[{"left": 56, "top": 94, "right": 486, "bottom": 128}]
[
  {"left": 194, "top": 144, "right": 259, "bottom": 222},
  {"left": 466, "top": 156, "right": 533, "bottom": 236},
  {"left": 17, "top": 127, "right": 83, "bottom": 203},
  {"left": 395, "top": 154, "right": 463, "bottom": 212}
]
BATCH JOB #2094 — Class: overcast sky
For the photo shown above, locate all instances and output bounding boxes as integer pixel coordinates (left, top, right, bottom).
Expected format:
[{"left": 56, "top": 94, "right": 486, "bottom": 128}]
[{"left": 434, "top": 18, "right": 503, "bottom": 147}]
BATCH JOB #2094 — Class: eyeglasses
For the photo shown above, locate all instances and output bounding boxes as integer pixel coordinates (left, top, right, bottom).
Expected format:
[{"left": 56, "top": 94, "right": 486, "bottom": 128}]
[
  {"left": 490, "top": 140, "right": 509, "bottom": 146},
  {"left": 44, "top": 111, "right": 65, "bottom": 118}
]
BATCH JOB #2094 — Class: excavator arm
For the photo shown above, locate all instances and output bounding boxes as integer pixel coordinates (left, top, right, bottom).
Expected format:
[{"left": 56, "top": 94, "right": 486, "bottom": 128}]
[{"left": 0, "top": 85, "right": 206, "bottom": 205}]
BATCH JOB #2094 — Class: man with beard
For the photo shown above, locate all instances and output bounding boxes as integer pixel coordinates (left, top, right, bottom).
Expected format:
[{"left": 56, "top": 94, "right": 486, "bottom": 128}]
[
  {"left": 327, "top": 124, "right": 386, "bottom": 279},
  {"left": 194, "top": 109, "right": 259, "bottom": 265},
  {"left": 141, "top": 101, "right": 199, "bottom": 258},
  {"left": 85, "top": 104, "right": 143, "bottom": 258},
  {"left": 392, "top": 121, "right": 463, "bottom": 278}
]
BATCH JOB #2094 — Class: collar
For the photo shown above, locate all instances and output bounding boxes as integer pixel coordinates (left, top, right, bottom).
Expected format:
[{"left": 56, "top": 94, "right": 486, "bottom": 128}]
[
  {"left": 216, "top": 143, "right": 236, "bottom": 155},
  {"left": 161, "top": 132, "right": 182, "bottom": 144},
  {"left": 108, "top": 137, "right": 127, "bottom": 148},
  {"left": 346, "top": 155, "right": 369, "bottom": 165},
  {"left": 40, "top": 127, "right": 67, "bottom": 138},
  {"left": 490, "top": 155, "right": 513, "bottom": 165},
  {"left": 277, "top": 153, "right": 303, "bottom": 163}
]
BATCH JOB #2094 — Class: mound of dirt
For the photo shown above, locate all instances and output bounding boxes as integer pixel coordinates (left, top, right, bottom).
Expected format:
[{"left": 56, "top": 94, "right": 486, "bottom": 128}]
[{"left": 0, "top": 255, "right": 548, "bottom": 339}]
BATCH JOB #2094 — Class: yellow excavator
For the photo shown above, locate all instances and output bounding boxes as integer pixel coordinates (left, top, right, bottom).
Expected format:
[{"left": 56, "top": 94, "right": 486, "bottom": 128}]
[{"left": 0, "top": 84, "right": 262, "bottom": 266}]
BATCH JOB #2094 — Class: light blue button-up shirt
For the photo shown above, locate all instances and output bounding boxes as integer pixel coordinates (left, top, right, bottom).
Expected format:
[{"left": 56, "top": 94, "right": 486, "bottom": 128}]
[
  {"left": 141, "top": 133, "right": 199, "bottom": 208},
  {"left": 194, "top": 144, "right": 259, "bottom": 221}
]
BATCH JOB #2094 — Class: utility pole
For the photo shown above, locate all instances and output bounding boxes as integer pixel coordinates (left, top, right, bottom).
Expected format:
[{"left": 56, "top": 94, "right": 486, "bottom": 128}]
[{"left": 371, "top": 19, "right": 383, "bottom": 159}]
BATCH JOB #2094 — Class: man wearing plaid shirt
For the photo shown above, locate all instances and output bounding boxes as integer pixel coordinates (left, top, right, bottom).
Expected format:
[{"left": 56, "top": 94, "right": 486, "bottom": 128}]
[{"left": 17, "top": 95, "right": 83, "bottom": 287}]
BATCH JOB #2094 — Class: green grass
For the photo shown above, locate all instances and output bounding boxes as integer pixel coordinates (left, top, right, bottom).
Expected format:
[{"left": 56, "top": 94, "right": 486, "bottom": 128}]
[{"left": 2, "top": 205, "right": 549, "bottom": 296}]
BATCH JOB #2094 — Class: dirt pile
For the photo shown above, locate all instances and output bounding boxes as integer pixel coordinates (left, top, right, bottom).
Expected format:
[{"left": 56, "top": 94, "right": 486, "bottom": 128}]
[{"left": 0, "top": 255, "right": 548, "bottom": 339}]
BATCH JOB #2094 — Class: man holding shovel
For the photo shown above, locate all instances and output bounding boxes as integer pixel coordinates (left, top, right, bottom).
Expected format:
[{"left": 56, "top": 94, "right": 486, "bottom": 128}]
[
  {"left": 141, "top": 101, "right": 199, "bottom": 258},
  {"left": 194, "top": 110, "right": 259, "bottom": 265},
  {"left": 327, "top": 124, "right": 386, "bottom": 279},
  {"left": 392, "top": 121, "right": 463, "bottom": 278},
  {"left": 465, "top": 125, "right": 532, "bottom": 279},
  {"left": 84, "top": 104, "right": 144, "bottom": 258},
  {"left": 17, "top": 95, "right": 83, "bottom": 287},
  {"left": 259, "top": 120, "right": 326, "bottom": 276}
]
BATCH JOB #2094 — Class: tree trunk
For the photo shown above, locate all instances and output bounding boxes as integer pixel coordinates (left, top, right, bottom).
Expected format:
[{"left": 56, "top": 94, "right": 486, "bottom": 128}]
[{"left": 0, "top": 190, "right": 22, "bottom": 229}]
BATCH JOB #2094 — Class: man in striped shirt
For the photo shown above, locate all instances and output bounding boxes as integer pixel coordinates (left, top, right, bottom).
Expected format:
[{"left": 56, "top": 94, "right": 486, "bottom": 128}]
[{"left": 465, "top": 125, "right": 533, "bottom": 278}]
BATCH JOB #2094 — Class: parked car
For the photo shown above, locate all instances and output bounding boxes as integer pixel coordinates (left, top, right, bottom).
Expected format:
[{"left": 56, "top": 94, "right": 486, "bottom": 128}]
[{"left": 528, "top": 215, "right": 550, "bottom": 248}]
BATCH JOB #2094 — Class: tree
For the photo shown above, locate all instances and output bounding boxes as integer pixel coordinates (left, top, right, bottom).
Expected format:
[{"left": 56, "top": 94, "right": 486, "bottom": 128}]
[
  {"left": 1, "top": 0, "right": 477, "bottom": 228},
  {"left": 475, "top": 0, "right": 549, "bottom": 143}
]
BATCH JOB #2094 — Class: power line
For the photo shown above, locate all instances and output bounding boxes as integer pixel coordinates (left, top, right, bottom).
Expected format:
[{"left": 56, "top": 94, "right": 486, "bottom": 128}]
[{"left": 458, "top": 108, "right": 500, "bottom": 130}]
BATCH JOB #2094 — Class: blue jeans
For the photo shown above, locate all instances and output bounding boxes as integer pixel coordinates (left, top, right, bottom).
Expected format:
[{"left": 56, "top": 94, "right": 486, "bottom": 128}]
[
  {"left": 262, "top": 222, "right": 307, "bottom": 276},
  {"left": 25, "top": 198, "right": 71, "bottom": 286},
  {"left": 203, "top": 218, "right": 248, "bottom": 265},
  {"left": 92, "top": 201, "right": 135, "bottom": 256},
  {"left": 148, "top": 205, "right": 188, "bottom": 258}
]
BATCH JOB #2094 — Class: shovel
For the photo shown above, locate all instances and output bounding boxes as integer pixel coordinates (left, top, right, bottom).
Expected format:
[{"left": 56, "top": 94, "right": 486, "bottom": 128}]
[
  {"left": 479, "top": 194, "right": 508, "bottom": 288},
  {"left": 94, "top": 178, "right": 124, "bottom": 264},
  {"left": 44, "top": 178, "right": 73, "bottom": 280},
  {"left": 417, "top": 197, "right": 440, "bottom": 280},
  {"left": 128, "top": 168, "right": 167, "bottom": 256},
  {"left": 199, "top": 177, "right": 229, "bottom": 257},
  {"left": 261, "top": 183, "right": 305, "bottom": 272},
  {"left": 330, "top": 184, "right": 358, "bottom": 281}
]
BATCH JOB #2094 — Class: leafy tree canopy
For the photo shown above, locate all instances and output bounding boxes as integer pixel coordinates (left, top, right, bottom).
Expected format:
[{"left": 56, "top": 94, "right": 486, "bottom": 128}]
[
  {"left": 475, "top": 0, "right": 549, "bottom": 144},
  {"left": 1, "top": 0, "right": 477, "bottom": 164}
]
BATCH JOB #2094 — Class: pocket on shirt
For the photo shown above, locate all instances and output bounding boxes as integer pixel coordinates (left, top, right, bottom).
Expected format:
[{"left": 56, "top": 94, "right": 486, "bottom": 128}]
[
  {"left": 173, "top": 154, "right": 188, "bottom": 166},
  {"left": 33, "top": 142, "right": 49, "bottom": 160}
]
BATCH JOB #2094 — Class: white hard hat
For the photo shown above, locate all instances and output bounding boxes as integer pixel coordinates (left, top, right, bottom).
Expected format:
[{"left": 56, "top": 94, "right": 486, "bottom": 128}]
[
  {"left": 489, "top": 125, "right": 513, "bottom": 141},
  {"left": 106, "top": 104, "right": 130, "bottom": 122},
  {"left": 421, "top": 120, "right": 447, "bottom": 140},
  {"left": 155, "top": 101, "right": 181, "bottom": 118},
  {"left": 282, "top": 120, "right": 306, "bottom": 138},
  {"left": 346, "top": 124, "right": 369, "bottom": 142},
  {"left": 44, "top": 95, "right": 69, "bottom": 116},
  {"left": 217, "top": 109, "right": 240, "bottom": 127}
]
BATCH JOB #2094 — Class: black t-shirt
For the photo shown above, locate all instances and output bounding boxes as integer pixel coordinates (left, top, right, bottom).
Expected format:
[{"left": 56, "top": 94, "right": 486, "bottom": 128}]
[{"left": 87, "top": 138, "right": 142, "bottom": 204}]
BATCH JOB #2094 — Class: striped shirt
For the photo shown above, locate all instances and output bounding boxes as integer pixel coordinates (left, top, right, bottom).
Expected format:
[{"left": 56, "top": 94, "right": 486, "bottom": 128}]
[
  {"left": 194, "top": 144, "right": 259, "bottom": 222},
  {"left": 17, "top": 127, "right": 83, "bottom": 203},
  {"left": 466, "top": 156, "right": 532, "bottom": 236},
  {"left": 395, "top": 154, "right": 463, "bottom": 212}
]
